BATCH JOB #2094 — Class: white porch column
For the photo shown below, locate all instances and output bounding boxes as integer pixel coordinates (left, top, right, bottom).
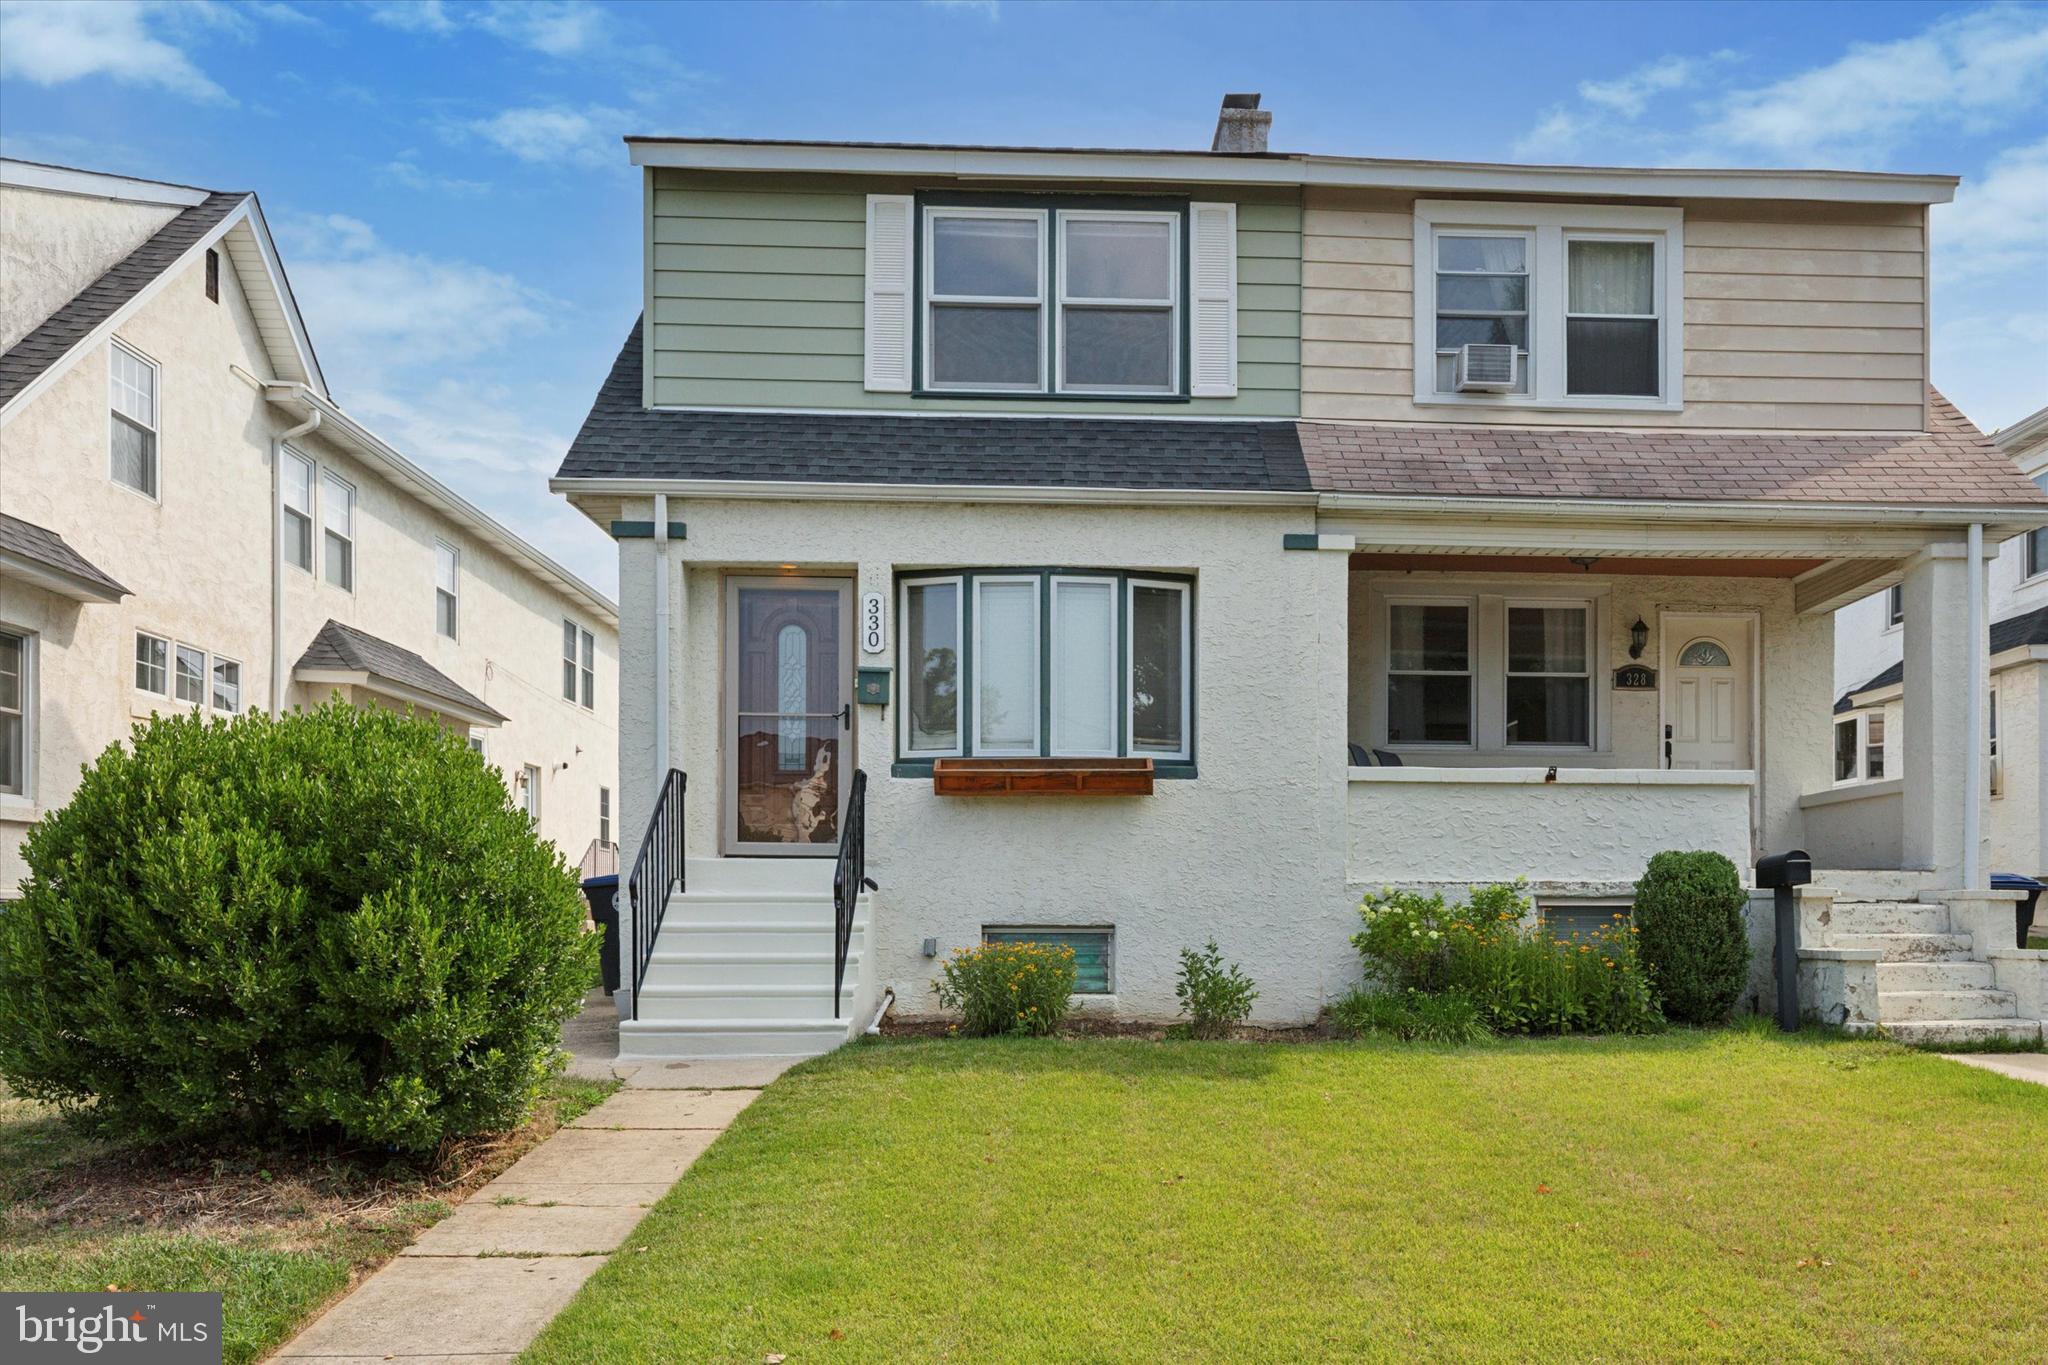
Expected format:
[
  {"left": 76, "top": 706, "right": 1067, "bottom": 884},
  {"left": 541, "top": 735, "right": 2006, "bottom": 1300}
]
[
  {"left": 614, "top": 530, "right": 656, "bottom": 1023},
  {"left": 1899, "top": 540, "right": 1988, "bottom": 885}
]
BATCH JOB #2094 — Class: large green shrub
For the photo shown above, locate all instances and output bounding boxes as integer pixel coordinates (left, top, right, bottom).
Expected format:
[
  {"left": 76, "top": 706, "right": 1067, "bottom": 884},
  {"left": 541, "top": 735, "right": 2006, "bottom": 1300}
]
[
  {"left": 933, "top": 940, "right": 1076, "bottom": 1036},
  {"left": 1349, "top": 882, "right": 1660, "bottom": 1036},
  {"left": 1632, "top": 850, "right": 1752, "bottom": 1026},
  {"left": 0, "top": 702, "right": 597, "bottom": 1154}
]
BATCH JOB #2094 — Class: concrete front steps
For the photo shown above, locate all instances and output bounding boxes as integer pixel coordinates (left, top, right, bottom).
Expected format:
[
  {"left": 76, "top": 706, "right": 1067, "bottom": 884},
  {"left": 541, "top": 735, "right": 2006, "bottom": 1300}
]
[
  {"left": 618, "top": 857, "right": 867, "bottom": 1061},
  {"left": 1820, "top": 897, "right": 2043, "bottom": 1046}
]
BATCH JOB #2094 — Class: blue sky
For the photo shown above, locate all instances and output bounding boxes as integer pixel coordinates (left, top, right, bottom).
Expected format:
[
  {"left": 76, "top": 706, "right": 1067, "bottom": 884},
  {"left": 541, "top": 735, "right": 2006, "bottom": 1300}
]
[{"left": 3, "top": 0, "right": 2044, "bottom": 599}]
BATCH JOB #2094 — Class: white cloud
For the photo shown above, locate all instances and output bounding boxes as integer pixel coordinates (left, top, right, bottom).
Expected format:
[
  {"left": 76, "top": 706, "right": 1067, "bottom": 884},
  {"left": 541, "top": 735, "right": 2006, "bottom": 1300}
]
[
  {"left": 383, "top": 155, "right": 492, "bottom": 196},
  {"left": 365, "top": 0, "right": 455, "bottom": 36},
  {"left": 367, "top": 0, "right": 606, "bottom": 54},
  {"left": 0, "top": 0, "right": 229, "bottom": 102},
  {"left": 1706, "top": 7, "right": 2048, "bottom": 163},
  {"left": 465, "top": 104, "right": 626, "bottom": 168},
  {"left": 1932, "top": 136, "right": 2048, "bottom": 282},
  {"left": 1580, "top": 53, "right": 1732, "bottom": 117},
  {"left": 927, "top": 0, "right": 1001, "bottom": 16}
]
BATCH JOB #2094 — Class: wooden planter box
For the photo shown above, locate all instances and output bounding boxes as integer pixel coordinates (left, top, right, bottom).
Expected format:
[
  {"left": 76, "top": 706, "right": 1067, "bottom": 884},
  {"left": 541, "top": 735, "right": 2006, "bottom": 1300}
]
[{"left": 931, "top": 757, "right": 1155, "bottom": 797}]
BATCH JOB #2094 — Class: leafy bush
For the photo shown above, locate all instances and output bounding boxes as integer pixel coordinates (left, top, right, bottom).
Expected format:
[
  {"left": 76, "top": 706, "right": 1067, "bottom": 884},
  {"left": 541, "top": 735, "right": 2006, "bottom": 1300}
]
[
  {"left": 933, "top": 940, "right": 1076, "bottom": 1036},
  {"left": 1175, "top": 939, "right": 1258, "bottom": 1039},
  {"left": 1350, "top": 883, "right": 1661, "bottom": 1036},
  {"left": 1633, "top": 850, "right": 1752, "bottom": 1026},
  {"left": 1330, "top": 987, "right": 1489, "bottom": 1044},
  {"left": 0, "top": 703, "right": 598, "bottom": 1155}
]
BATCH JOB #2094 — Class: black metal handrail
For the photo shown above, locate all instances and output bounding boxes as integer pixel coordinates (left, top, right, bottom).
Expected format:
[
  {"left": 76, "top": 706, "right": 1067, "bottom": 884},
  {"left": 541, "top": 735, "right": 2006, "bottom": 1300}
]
[
  {"left": 626, "top": 769, "right": 686, "bottom": 1019},
  {"left": 832, "top": 769, "right": 875, "bottom": 1019}
]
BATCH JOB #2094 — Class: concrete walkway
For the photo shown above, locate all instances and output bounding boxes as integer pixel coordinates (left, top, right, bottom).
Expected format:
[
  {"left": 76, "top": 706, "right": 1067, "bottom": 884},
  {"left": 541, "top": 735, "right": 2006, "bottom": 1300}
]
[
  {"left": 1941, "top": 1052, "right": 2048, "bottom": 1088},
  {"left": 271, "top": 995, "right": 799, "bottom": 1362}
]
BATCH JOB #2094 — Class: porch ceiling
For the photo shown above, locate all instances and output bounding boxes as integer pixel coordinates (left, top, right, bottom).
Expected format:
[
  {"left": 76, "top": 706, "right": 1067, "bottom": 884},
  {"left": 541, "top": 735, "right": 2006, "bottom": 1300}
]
[{"left": 1349, "top": 553, "right": 1827, "bottom": 578}]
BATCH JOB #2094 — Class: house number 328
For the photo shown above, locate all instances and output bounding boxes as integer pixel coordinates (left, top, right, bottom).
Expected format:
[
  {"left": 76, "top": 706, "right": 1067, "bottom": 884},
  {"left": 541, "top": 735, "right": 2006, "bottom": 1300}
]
[{"left": 860, "top": 592, "right": 887, "bottom": 655}]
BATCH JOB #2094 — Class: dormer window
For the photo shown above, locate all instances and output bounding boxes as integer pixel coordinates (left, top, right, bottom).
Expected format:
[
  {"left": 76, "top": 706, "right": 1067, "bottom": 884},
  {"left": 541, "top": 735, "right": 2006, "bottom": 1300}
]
[{"left": 1415, "top": 201, "right": 1681, "bottom": 412}]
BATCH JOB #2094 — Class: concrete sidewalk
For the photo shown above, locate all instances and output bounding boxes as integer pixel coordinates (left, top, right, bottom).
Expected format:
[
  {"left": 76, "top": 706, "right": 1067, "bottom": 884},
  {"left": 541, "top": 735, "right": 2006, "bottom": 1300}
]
[
  {"left": 270, "top": 996, "right": 800, "bottom": 1362},
  {"left": 1940, "top": 1052, "right": 2048, "bottom": 1088}
]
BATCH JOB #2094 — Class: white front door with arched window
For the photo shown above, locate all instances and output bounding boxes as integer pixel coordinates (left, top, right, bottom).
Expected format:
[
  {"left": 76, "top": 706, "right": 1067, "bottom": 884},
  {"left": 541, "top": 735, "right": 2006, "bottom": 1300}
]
[{"left": 1661, "top": 614, "right": 1753, "bottom": 771}]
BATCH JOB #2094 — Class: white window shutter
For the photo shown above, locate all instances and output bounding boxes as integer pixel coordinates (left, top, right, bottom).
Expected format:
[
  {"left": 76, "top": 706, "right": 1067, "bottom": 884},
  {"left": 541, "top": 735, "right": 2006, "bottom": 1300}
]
[
  {"left": 864, "top": 194, "right": 914, "bottom": 392},
  {"left": 1188, "top": 201, "right": 1238, "bottom": 398}
]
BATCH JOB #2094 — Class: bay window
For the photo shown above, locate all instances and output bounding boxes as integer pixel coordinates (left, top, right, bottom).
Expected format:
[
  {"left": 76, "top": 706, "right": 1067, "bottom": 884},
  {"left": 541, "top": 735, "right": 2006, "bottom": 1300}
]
[
  {"left": 897, "top": 569, "right": 1193, "bottom": 767},
  {"left": 1415, "top": 201, "right": 1680, "bottom": 410}
]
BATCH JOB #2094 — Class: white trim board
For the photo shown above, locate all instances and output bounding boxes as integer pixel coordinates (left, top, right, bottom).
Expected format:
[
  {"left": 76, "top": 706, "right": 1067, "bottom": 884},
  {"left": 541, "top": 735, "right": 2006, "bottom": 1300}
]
[{"left": 0, "top": 158, "right": 211, "bottom": 207}]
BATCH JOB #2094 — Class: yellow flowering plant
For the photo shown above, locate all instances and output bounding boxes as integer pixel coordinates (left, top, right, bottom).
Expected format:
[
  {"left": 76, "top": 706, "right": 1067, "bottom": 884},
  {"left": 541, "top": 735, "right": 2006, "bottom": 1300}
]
[{"left": 933, "top": 940, "right": 1077, "bottom": 1037}]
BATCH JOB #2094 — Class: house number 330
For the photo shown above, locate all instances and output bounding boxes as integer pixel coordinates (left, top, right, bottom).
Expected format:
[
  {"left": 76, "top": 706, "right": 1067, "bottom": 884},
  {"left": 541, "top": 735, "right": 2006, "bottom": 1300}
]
[{"left": 861, "top": 592, "right": 887, "bottom": 655}]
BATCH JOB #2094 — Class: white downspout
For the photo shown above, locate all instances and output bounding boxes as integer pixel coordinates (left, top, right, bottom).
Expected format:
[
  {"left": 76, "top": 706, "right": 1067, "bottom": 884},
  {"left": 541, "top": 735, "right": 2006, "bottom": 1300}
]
[
  {"left": 652, "top": 494, "right": 670, "bottom": 789},
  {"left": 270, "top": 408, "right": 322, "bottom": 717},
  {"left": 1964, "top": 522, "right": 1986, "bottom": 889}
]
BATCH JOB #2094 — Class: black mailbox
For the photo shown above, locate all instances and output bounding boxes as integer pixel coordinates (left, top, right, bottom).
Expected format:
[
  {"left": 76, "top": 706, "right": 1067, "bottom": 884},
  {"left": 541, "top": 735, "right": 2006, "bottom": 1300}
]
[{"left": 1755, "top": 849, "right": 1812, "bottom": 889}]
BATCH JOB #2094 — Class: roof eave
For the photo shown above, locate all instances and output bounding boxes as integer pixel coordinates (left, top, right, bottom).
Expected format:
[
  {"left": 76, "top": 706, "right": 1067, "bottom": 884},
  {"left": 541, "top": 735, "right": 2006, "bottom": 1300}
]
[
  {"left": 0, "top": 547, "right": 128, "bottom": 603},
  {"left": 294, "top": 667, "right": 507, "bottom": 728},
  {"left": 548, "top": 474, "right": 1317, "bottom": 507}
]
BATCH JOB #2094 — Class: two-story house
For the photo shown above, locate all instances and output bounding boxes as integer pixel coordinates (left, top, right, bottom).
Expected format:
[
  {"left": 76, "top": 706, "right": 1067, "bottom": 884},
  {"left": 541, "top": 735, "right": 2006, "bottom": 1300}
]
[
  {"left": 0, "top": 159, "right": 620, "bottom": 892},
  {"left": 551, "top": 96, "right": 2048, "bottom": 1058},
  {"left": 1830, "top": 404, "right": 2048, "bottom": 884}
]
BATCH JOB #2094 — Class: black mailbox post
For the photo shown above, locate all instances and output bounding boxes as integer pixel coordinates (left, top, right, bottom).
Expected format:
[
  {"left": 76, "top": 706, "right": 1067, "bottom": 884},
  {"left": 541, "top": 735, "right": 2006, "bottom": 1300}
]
[{"left": 1755, "top": 850, "right": 1812, "bottom": 1032}]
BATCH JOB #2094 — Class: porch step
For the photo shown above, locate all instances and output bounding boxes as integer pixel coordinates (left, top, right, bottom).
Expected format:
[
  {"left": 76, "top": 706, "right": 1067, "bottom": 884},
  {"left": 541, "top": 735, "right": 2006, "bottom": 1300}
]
[
  {"left": 635, "top": 982, "right": 858, "bottom": 1022},
  {"left": 1878, "top": 1018, "right": 2045, "bottom": 1047},
  {"left": 645, "top": 948, "right": 858, "bottom": 987},
  {"left": 618, "top": 1016, "right": 852, "bottom": 1059},
  {"left": 652, "top": 918, "right": 863, "bottom": 954},
  {"left": 1829, "top": 933, "right": 1976, "bottom": 963},
  {"left": 681, "top": 857, "right": 835, "bottom": 895},
  {"left": 1816, "top": 870, "right": 1941, "bottom": 902},
  {"left": 1824, "top": 901, "right": 1952, "bottom": 936},
  {"left": 1877, "top": 989, "right": 2020, "bottom": 1023},
  {"left": 1877, "top": 961, "right": 1997, "bottom": 992}
]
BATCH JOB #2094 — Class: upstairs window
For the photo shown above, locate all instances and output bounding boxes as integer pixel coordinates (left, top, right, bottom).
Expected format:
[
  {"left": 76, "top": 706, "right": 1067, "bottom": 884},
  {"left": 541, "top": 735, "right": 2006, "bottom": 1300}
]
[
  {"left": 282, "top": 451, "right": 314, "bottom": 572},
  {"left": 921, "top": 205, "right": 1181, "bottom": 398},
  {"left": 211, "top": 657, "right": 241, "bottom": 714},
  {"left": 563, "top": 620, "right": 594, "bottom": 708},
  {"left": 134, "top": 632, "right": 168, "bottom": 695},
  {"left": 175, "top": 644, "right": 206, "bottom": 705},
  {"left": 321, "top": 472, "right": 355, "bottom": 590},
  {"left": 2028, "top": 473, "right": 2048, "bottom": 580},
  {"left": 1886, "top": 584, "right": 1904, "bottom": 627},
  {"left": 109, "top": 341, "right": 159, "bottom": 497},
  {"left": 1834, "top": 711, "right": 1885, "bottom": 785},
  {"left": 1, "top": 630, "right": 30, "bottom": 797},
  {"left": 435, "top": 541, "right": 460, "bottom": 639},
  {"left": 1416, "top": 202, "right": 1679, "bottom": 410}
]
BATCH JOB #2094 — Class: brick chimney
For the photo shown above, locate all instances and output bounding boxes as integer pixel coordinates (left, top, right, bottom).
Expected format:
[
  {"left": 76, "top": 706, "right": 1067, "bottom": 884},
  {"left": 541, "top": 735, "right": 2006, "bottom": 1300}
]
[{"left": 1211, "top": 93, "right": 1271, "bottom": 154}]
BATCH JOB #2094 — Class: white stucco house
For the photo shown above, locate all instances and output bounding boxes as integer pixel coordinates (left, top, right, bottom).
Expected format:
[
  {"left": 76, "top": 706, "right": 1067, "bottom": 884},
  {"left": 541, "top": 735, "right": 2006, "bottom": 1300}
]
[
  {"left": 551, "top": 96, "right": 2048, "bottom": 1057},
  {"left": 0, "top": 159, "right": 621, "bottom": 891}
]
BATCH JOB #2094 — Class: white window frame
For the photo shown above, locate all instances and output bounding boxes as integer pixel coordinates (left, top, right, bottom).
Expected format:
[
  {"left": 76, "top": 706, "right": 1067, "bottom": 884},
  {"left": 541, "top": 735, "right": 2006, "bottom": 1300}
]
[
  {"left": 1383, "top": 595, "right": 1477, "bottom": 751},
  {"left": 1885, "top": 583, "right": 1904, "bottom": 630},
  {"left": 321, "top": 471, "right": 356, "bottom": 592},
  {"left": 599, "top": 785, "right": 612, "bottom": 846},
  {"left": 898, "top": 574, "right": 965, "bottom": 758},
  {"left": 1049, "top": 574, "right": 1120, "bottom": 757},
  {"left": 134, "top": 630, "right": 170, "bottom": 697},
  {"left": 467, "top": 731, "right": 488, "bottom": 760},
  {"left": 1125, "top": 576, "right": 1191, "bottom": 761},
  {"left": 2024, "top": 472, "right": 2048, "bottom": 583},
  {"left": 0, "top": 626, "right": 36, "bottom": 806},
  {"left": 1413, "top": 200, "right": 1683, "bottom": 413},
  {"left": 174, "top": 642, "right": 208, "bottom": 706},
  {"left": 983, "top": 925, "right": 1116, "bottom": 996},
  {"left": 211, "top": 655, "right": 242, "bottom": 714},
  {"left": 434, "top": 540, "right": 461, "bottom": 640},
  {"left": 282, "top": 448, "right": 315, "bottom": 574},
  {"left": 1833, "top": 709, "right": 1888, "bottom": 786},
  {"left": 562, "top": 619, "right": 594, "bottom": 708},
  {"left": 1054, "top": 208, "right": 1181, "bottom": 397},
  {"left": 108, "top": 339, "right": 161, "bottom": 500},
  {"left": 1501, "top": 598, "right": 1595, "bottom": 751},
  {"left": 521, "top": 763, "right": 542, "bottom": 823},
  {"left": 921, "top": 206, "right": 1049, "bottom": 395},
  {"left": 971, "top": 574, "right": 1042, "bottom": 756},
  {"left": 1428, "top": 227, "right": 1534, "bottom": 397}
]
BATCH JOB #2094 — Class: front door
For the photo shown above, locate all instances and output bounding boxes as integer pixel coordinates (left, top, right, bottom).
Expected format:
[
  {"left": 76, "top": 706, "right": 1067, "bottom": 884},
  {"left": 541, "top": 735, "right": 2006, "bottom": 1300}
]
[
  {"left": 1662, "top": 615, "right": 1752, "bottom": 770},
  {"left": 724, "top": 576, "right": 853, "bottom": 854}
]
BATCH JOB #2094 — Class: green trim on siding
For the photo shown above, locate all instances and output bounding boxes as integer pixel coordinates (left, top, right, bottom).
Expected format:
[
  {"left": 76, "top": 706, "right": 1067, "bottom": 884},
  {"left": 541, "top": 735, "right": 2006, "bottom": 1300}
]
[{"left": 610, "top": 521, "right": 689, "bottom": 540}]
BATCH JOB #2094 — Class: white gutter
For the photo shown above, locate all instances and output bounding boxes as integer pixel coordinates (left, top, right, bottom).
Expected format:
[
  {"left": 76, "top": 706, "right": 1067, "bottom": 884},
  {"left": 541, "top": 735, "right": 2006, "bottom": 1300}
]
[
  {"left": 1965, "top": 523, "right": 1986, "bottom": 889},
  {"left": 550, "top": 476, "right": 1316, "bottom": 508},
  {"left": 864, "top": 986, "right": 895, "bottom": 1036},
  {"left": 270, "top": 409, "right": 322, "bottom": 717},
  {"left": 1314, "top": 491, "right": 2046, "bottom": 530}
]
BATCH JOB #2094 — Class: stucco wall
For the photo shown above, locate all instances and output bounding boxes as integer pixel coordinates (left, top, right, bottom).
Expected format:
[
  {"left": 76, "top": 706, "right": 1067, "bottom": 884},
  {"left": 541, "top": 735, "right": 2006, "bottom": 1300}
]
[
  {"left": 0, "top": 221, "right": 617, "bottom": 892},
  {"left": 1991, "top": 662, "right": 2045, "bottom": 877},
  {"left": 0, "top": 185, "right": 181, "bottom": 352},
  {"left": 613, "top": 496, "right": 1353, "bottom": 1024},
  {"left": 1798, "top": 781, "right": 1904, "bottom": 870}
]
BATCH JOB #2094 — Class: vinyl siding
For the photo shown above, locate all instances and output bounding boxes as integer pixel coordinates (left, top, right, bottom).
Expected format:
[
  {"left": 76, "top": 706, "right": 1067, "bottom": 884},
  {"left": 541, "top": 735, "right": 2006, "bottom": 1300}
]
[
  {"left": 646, "top": 169, "right": 1300, "bottom": 416},
  {"left": 1300, "top": 189, "right": 1928, "bottom": 430}
]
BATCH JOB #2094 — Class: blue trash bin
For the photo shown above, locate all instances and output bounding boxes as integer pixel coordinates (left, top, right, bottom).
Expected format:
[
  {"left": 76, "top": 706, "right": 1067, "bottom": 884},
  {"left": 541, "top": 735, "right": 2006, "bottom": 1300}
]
[
  {"left": 581, "top": 874, "right": 621, "bottom": 995},
  {"left": 1990, "top": 872, "right": 2044, "bottom": 949}
]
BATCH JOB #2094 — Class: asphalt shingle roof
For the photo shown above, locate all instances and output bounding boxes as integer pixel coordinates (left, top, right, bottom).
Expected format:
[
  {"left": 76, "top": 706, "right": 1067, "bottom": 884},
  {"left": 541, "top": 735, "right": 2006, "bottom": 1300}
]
[
  {"left": 295, "top": 619, "right": 506, "bottom": 724},
  {"left": 556, "top": 319, "right": 1312, "bottom": 492},
  {"left": 0, "top": 191, "right": 245, "bottom": 409},
  {"left": 0, "top": 512, "right": 129, "bottom": 599},
  {"left": 1838, "top": 602, "right": 2048, "bottom": 710}
]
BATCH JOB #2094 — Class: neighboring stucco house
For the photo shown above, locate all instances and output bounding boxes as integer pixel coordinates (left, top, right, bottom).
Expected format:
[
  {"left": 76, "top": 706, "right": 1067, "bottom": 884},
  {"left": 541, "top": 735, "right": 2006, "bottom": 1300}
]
[
  {"left": 552, "top": 96, "right": 2048, "bottom": 1057},
  {"left": 0, "top": 159, "right": 620, "bottom": 891},
  {"left": 1829, "top": 404, "right": 2048, "bottom": 881}
]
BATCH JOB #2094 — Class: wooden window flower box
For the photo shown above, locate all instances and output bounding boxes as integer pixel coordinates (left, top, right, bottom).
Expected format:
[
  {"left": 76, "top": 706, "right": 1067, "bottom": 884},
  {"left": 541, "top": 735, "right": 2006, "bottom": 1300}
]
[{"left": 931, "top": 757, "right": 1154, "bottom": 797}]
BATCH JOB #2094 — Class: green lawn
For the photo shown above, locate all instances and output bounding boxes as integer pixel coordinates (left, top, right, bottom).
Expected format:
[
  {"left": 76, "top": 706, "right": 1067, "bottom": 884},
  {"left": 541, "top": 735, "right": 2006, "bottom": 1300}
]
[
  {"left": 0, "top": 1075, "right": 615, "bottom": 1365},
  {"left": 523, "top": 1030, "right": 2046, "bottom": 1364}
]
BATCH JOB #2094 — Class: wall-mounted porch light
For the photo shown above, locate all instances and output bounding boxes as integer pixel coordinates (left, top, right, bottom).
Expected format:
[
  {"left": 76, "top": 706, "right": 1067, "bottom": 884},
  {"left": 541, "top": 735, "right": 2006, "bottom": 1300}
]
[{"left": 1629, "top": 617, "right": 1649, "bottom": 659}]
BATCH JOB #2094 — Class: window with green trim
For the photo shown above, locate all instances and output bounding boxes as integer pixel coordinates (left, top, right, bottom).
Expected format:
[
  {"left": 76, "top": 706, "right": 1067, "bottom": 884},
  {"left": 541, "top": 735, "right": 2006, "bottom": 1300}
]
[
  {"left": 898, "top": 569, "right": 1192, "bottom": 764},
  {"left": 984, "top": 927, "right": 1114, "bottom": 994}
]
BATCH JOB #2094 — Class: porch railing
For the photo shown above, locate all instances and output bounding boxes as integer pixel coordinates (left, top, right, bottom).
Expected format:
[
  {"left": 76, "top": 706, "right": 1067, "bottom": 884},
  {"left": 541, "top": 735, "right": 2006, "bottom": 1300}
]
[
  {"left": 832, "top": 769, "right": 876, "bottom": 1018},
  {"left": 626, "top": 769, "right": 686, "bottom": 1019}
]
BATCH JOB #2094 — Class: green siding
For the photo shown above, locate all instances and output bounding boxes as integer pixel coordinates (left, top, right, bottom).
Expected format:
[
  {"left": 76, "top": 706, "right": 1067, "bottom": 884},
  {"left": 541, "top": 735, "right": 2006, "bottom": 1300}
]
[{"left": 647, "top": 170, "right": 1301, "bottom": 416}]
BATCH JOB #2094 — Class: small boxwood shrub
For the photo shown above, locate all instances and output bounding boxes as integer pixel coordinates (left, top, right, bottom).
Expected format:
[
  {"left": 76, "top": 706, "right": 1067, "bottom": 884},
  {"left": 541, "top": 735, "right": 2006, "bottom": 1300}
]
[
  {"left": 0, "top": 702, "right": 597, "bottom": 1155},
  {"left": 933, "top": 940, "right": 1075, "bottom": 1036},
  {"left": 1633, "top": 850, "right": 1752, "bottom": 1026},
  {"left": 1175, "top": 939, "right": 1258, "bottom": 1039},
  {"left": 1350, "top": 882, "right": 1660, "bottom": 1036}
]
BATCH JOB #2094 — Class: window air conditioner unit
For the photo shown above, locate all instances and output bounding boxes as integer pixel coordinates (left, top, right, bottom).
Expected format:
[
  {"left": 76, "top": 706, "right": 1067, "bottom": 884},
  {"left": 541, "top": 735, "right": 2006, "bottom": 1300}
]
[{"left": 1456, "top": 343, "right": 1517, "bottom": 393}]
